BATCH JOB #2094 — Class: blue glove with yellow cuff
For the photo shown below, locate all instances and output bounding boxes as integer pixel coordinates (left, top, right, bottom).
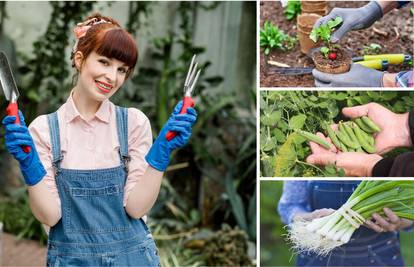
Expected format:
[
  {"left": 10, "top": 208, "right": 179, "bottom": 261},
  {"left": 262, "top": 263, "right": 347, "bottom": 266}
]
[
  {"left": 145, "top": 101, "right": 197, "bottom": 171},
  {"left": 2, "top": 111, "right": 46, "bottom": 186}
]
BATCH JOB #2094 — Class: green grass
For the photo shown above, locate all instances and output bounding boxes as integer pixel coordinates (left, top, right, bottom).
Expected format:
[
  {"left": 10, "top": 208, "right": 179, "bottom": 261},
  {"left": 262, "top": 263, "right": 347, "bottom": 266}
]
[{"left": 260, "top": 181, "right": 414, "bottom": 266}]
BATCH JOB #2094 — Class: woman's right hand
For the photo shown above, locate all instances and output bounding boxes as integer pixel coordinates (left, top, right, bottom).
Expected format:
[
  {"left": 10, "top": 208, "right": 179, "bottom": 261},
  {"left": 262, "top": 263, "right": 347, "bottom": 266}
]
[{"left": 2, "top": 110, "right": 46, "bottom": 185}]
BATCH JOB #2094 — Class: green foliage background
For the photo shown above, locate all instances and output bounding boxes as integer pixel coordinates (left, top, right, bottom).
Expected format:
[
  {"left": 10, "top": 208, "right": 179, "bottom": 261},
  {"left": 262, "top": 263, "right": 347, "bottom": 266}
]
[
  {"left": 260, "top": 91, "right": 414, "bottom": 177},
  {"left": 260, "top": 180, "right": 414, "bottom": 266}
]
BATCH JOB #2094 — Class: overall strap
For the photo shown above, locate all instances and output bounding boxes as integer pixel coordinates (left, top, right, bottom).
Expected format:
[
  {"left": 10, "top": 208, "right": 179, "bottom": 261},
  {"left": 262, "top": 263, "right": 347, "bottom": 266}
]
[
  {"left": 47, "top": 112, "right": 63, "bottom": 174},
  {"left": 115, "top": 106, "right": 130, "bottom": 173}
]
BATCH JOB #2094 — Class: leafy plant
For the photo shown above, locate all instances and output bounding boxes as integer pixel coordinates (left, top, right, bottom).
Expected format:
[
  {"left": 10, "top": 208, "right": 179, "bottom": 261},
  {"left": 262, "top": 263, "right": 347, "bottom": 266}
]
[
  {"left": 0, "top": 188, "right": 48, "bottom": 244},
  {"left": 284, "top": 0, "right": 301, "bottom": 20},
  {"left": 260, "top": 21, "right": 296, "bottom": 55},
  {"left": 363, "top": 43, "right": 382, "bottom": 54},
  {"left": 310, "top": 17, "right": 343, "bottom": 59}
]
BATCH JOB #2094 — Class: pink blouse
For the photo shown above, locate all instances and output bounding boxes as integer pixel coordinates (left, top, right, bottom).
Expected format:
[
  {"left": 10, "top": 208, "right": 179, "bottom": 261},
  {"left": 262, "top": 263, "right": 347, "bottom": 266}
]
[{"left": 28, "top": 92, "right": 153, "bottom": 216}]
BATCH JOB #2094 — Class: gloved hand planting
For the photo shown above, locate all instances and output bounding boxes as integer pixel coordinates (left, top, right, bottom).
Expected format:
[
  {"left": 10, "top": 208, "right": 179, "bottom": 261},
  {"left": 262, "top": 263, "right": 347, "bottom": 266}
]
[
  {"left": 2, "top": 110, "right": 46, "bottom": 186},
  {"left": 313, "top": 63, "right": 384, "bottom": 87},
  {"left": 145, "top": 101, "right": 197, "bottom": 171},
  {"left": 313, "top": 1, "right": 383, "bottom": 43}
]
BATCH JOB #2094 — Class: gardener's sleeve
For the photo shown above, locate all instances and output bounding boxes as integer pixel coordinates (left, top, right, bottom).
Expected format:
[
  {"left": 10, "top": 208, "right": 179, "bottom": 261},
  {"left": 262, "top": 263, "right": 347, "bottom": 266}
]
[
  {"left": 372, "top": 111, "right": 414, "bottom": 176},
  {"left": 372, "top": 152, "right": 414, "bottom": 177},
  {"left": 396, "top": 1, "right": 410, "bottom": 8},
  {"left": 278, "top": 181, "right": 310, "bottom": 225},
  {"left": 123, "top": 108, "right": 153, "bottom": 207},
  {"left": 395, "top": 70, "right": 413, "bottom": 87}
]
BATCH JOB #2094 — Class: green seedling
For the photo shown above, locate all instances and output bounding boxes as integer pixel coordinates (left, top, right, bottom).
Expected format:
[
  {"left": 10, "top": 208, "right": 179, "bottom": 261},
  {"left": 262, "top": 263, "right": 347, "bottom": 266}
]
[
  {"left": 284, "top": 0, "right": 301, "bottom": 20},
  {"left": 363, "top": 43, "right": 382, "bottom": 54},
  {"left": 310, "top": 17, "right": 343, "bottom": 59},
  {"left": 260, "top": 21, "right": 297, "bottom": 55}
]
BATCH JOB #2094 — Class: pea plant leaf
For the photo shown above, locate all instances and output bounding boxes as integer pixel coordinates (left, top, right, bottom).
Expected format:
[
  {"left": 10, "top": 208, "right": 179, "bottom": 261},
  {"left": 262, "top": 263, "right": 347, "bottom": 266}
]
[{"left": 289, "top": 114, "right": 307, "bottom": 130}]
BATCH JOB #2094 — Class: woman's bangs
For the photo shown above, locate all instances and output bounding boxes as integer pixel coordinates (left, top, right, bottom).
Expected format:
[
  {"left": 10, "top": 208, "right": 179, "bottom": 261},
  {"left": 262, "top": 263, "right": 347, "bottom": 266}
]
[{"left": 95, "top": 29, "right": 138, "bottom": 68}]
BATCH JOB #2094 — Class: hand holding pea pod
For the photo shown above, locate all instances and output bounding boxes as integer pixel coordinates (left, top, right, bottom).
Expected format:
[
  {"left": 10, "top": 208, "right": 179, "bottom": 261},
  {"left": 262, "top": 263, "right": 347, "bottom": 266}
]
[
  {"left": 305, "top": 132, "right": 383, "bottom": 177},
  {"left": 342, "top": 103, "right": 412, "bottom": 154}
]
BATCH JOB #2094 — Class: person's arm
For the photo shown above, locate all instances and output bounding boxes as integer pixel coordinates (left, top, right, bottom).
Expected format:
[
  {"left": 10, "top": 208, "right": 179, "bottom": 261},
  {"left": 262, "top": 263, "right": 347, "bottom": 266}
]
[
  {"left": 27, "top": 116, "right": 61, "bottom": 227},
  {"left": 277, "top": 181, "right": 310, "bottom": 225},
  {"left": 3, "top": 113, "right": 61, "bottom": 227},
  {"left": 125, "top": 102, "right": 197, "bottom": 219},
  {"left": 376, "top": 1, "right": 399, "bottom": 14}
]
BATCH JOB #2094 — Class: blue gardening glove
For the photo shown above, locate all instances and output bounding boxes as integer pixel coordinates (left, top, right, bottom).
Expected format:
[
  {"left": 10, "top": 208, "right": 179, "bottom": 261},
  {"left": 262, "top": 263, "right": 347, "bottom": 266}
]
[
  {"left": 145, "top": 101, "right": 197, "bottom": 171},
  {"left": 313, "top": 63, "right": 384, "bottom": 87},
  {"left": 2, "top": 111, "right": 46, "bottom": 186},
  {"left": 313, "top": 1, "right": 383, "bottom": 43}
]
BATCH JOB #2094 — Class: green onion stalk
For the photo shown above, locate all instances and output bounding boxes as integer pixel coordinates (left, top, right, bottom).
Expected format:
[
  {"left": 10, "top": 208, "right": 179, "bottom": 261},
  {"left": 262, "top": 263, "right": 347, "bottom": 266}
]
[{"left": 287, "top": 181, "right": 414, "bottom": 256}]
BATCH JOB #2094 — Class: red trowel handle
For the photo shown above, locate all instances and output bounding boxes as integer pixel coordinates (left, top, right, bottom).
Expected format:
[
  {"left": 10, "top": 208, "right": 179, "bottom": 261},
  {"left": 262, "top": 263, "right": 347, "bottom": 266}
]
[
  {"left": 6, "top": 102, "right": 31, "bottom": 153},
  {"left": 166, "top": 96, "right": 195, "bottom": 141}
]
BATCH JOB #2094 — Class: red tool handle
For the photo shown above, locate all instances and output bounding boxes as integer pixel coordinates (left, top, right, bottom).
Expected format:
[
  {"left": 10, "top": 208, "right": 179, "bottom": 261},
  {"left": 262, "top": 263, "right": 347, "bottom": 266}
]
[
  {"left": 6, "top": 102, "right": 31, "bottom": 153},
  {"left": 166, "top": 96, "right": 195, "bottom": 141}
]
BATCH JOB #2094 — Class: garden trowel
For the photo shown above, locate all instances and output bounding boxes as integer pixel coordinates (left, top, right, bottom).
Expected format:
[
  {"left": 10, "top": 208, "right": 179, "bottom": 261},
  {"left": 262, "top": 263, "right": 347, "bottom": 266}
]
[
  {"left": 267, "top": 53, "right": 411, "bottom": 75},
  {"left": 0, "top": 51, "right": 30, "bottom": 153}
]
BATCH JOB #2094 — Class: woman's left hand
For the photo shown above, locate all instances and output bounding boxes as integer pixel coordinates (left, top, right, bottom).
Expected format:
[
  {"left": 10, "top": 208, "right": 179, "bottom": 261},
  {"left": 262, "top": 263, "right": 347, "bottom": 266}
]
[
  {"left": 145, "top": 101, "right": 197, "bottom": 172},
  {"left": 365, "top": 208, "right": 414, "bottom": 233}
]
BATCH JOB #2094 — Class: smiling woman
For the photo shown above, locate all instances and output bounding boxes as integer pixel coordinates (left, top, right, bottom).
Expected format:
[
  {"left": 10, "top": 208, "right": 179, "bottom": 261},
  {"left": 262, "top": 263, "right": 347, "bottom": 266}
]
[{"left": 2, "top": 12, "right": 198, "bottom": 267}]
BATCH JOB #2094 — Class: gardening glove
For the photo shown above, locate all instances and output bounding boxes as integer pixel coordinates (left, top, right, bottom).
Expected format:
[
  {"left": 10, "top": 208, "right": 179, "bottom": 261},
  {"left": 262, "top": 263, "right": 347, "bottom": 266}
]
[
  {"left": 312, "top": 63, "right": 384, "bottom": 87},
  {"left": 145, "top": 101, "right": 197, "bottom": 171},
  {"left": 313, "top": 1, "right": 383, "bottom": 43},
  {"left": 2, "top": 111, "right": 46, "bottom": 186}
]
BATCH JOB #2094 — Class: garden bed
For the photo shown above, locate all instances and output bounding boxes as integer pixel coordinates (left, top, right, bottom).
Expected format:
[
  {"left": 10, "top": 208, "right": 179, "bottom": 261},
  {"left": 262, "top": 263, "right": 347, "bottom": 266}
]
[{"left": 260, "top": 1, "right": 414, "bottom": 87}]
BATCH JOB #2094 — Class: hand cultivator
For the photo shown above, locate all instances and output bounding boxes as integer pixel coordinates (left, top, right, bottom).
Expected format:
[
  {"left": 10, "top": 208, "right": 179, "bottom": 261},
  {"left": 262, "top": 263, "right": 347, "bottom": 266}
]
[{"left": 166, "top": 55, "right": 201, "bottom": 141}]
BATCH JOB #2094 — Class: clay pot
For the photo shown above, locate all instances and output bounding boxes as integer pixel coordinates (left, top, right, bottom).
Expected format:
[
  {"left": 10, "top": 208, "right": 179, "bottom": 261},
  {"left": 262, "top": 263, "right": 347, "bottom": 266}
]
[
  {"left": 296, "top": 13, "right": 322, "bottom": 54},
  {"left": 312, "top": 49, "right": 352, "bottom": 74},
  {"left": 301, "top": 1, "right": 328, "bottom": 16}
]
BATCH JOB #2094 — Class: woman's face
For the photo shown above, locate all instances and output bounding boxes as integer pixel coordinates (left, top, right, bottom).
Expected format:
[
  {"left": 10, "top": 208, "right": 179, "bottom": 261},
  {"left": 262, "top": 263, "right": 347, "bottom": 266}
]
[{"left": 75, "top": 51, "right": 129, "bottom": 102}]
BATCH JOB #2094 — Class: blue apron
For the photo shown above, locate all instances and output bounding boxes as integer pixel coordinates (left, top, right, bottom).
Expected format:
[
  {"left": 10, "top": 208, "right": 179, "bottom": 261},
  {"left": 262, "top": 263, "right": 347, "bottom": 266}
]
[
  {"left": 45, "top": 107, "right": 160, "bottom": 267},
  {"left": 296, "top": 181, "right": 404, "bottom": 267}
]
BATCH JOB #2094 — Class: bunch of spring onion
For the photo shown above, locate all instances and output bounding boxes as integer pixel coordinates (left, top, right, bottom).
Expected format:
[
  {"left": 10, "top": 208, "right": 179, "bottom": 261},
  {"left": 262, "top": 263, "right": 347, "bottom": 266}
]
[{"left": 288, "top": 181, "right": 414, "bottom": 256}]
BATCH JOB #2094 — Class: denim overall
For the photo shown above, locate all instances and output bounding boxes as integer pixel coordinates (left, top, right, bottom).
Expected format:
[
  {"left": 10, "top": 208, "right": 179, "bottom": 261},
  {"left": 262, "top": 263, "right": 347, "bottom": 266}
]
[
  {"left": 297, "top": 181, "right": 404, "bottom": 267},
  {"left": 45, "top": 107, "right": 160, "bottom": 267}
]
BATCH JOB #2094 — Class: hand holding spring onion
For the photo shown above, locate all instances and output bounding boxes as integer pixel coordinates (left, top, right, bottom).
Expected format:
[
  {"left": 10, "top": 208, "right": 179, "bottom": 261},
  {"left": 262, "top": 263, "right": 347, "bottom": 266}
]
[
  {"left": 288, "top": 181, "right": 414, "bottom": 256},
  {"left": 365, "top": 208, "right": 414, "bottom": 233}
]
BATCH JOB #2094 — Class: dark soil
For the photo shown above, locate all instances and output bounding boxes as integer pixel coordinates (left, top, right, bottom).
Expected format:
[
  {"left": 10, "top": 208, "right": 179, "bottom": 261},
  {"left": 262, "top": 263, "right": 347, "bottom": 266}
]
[
  {"left": 313, "top": 48, "right": 351, "bottom": 73},
  {"left": 260, "top": 1, "right": 414, "bottom": 87}
]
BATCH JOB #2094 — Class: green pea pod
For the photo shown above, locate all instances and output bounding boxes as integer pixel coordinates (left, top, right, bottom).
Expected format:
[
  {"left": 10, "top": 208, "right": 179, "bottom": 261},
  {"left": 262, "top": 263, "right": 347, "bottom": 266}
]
[
  {"left": 336, "top": 129, "right": 359, "bottom": 149},
  {"left": 361, "top": 116, "right": 381, "bottom": 133},
  {"left": 354, "top": 118, "right": 374, "bottom": 134},
  {"left": 337, "top": 122, "right": 359, "bottom": 149},
  {"left": 353, "top": 122, "right": 375, "bottom": 146},
  {"left": 343, "top": 122, "right": 360, "bottom": 145},
  {"left": 353, "top": 124, "right": 376, "bottom": 153},
  {"left": 323, "top": 122, "right": 344, "bottom": 151},
  {"left": 297, "top": 130, "right": 332, "bottom": 150},
  {"left": 356, "top": 146, "right": 364, "bottom": 152}
]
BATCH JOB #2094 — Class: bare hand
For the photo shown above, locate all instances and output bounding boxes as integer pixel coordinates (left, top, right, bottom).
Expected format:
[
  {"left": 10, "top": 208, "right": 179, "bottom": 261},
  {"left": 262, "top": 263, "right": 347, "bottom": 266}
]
[
  {"left": 365, "top": 208, "right": 414, "bottom": 233},
  {"left": 305, "top": 132, "right": 382, "bottom": 177},
  {"left": 342, "top": 103, "right": 411, "bottom": 154}
]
